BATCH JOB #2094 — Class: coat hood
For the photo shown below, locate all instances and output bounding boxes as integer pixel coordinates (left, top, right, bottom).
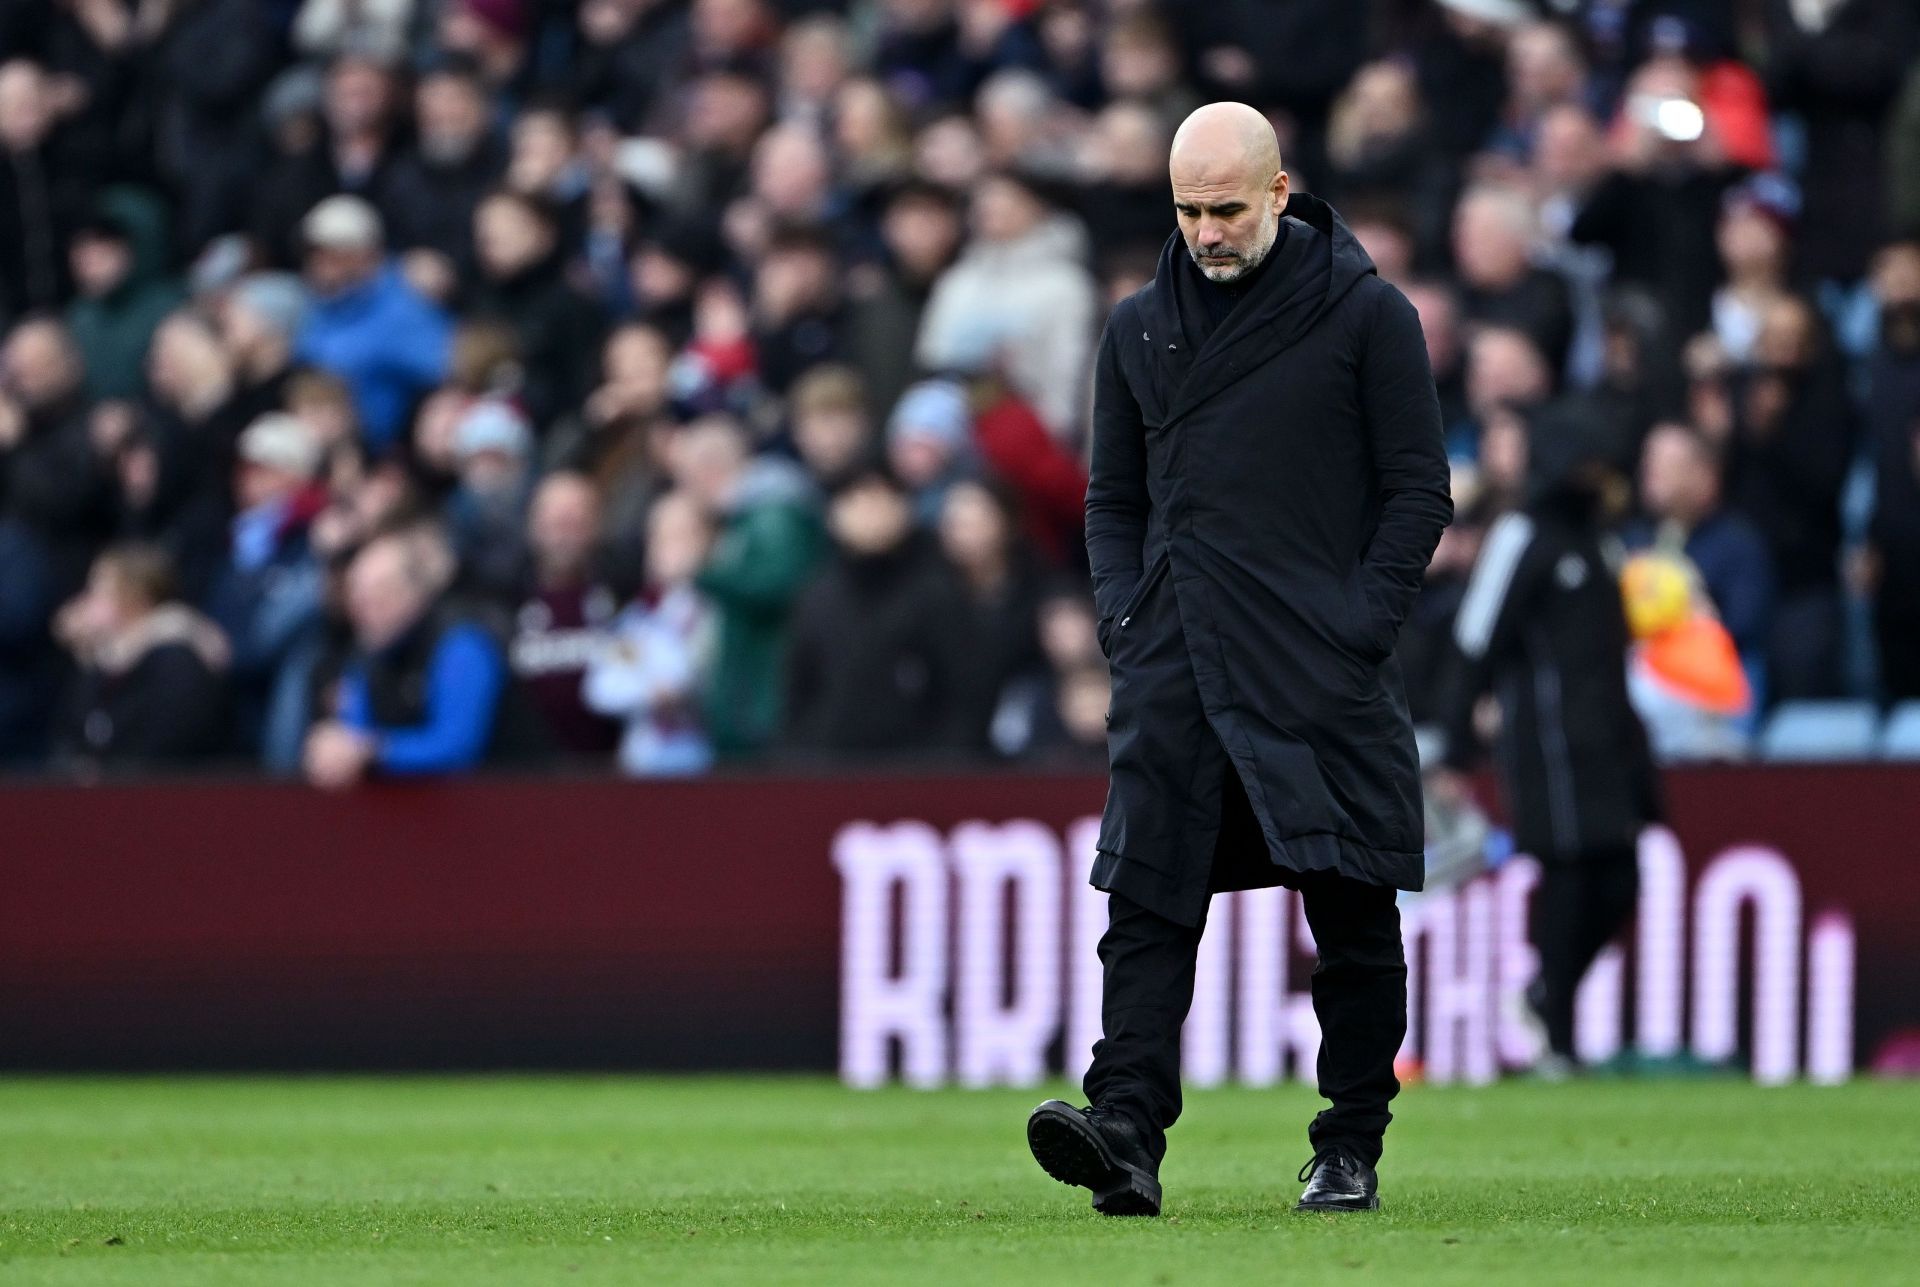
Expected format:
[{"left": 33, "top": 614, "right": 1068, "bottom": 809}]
[{"left": 1139, "top": 193, "right": 1377, "bottom": 428}]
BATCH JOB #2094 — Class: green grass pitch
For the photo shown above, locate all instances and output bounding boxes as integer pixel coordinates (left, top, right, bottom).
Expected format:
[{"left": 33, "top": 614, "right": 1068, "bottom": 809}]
[{"left": 2, "top": 1075, "right": 1917, "bottom": 1285}]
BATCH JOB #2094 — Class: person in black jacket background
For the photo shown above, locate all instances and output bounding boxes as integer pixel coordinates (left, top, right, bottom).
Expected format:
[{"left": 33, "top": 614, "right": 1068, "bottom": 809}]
[
  {"left": 783, "top": 461, "right": 974, "bottom": 759},
  {"left": 1433, "top": 400, "right": 1662, "bottom": 1077}
]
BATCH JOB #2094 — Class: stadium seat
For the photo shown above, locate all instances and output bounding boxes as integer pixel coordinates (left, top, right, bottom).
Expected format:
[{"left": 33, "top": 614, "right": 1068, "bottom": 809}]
[
  {"left": 1879, "top": 702, "right": 1920, "bottom": 760},
  {"left": 1757, "top": 701, "right": 1881, "bottom": 762}
]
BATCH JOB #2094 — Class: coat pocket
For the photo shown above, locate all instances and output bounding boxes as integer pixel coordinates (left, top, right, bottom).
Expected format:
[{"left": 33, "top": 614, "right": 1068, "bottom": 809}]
[
  {"left": 1341, "top": 571, "right": 1392, "bottom": 664},
  {"left": 1100, "top": 550, "right": 1170, "bottom": 657}
]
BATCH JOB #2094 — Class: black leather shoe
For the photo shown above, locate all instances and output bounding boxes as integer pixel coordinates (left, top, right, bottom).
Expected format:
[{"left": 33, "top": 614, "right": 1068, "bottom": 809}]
[
  {"left": 1295, "top": 1147, "right": 1380, "bottom": 1212},
  {"left": 1026, "top": 1100, "right": 1162, "bottom": 1216}
]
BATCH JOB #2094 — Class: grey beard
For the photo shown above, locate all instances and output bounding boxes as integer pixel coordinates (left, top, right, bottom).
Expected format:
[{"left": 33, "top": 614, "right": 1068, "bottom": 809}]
[{"left": 1188, "top": 211, "right": 1281, "bottom": 283}]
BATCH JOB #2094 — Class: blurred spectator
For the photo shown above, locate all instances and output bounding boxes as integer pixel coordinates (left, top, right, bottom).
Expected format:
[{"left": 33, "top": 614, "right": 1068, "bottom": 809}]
[
  {"left": 1402, "top": 278, "right": 1468, "bottom": 431},
  {"left": 468, "top": 188, "right": 603, "bottom": 428},
  {"left": 253, "top": 47, "right": 404, "bottom": 268},
  {"left": 788, "top": 363, "right": 874, "bottom": 488},
  {"left": 1453, "top": 183, "right": 1574, "bottom": 372},
  {"left": 384, "top": 59, "right": 509, "bottom": 280},
  {"left": 967, "top": 371, "right": 1087, "bottom": 564},
  {"left": 219, "top": 274, "right": 311, "bottom": 429},
  {"left": 785, "top": 462, "right": 971, "bottom": 757},
  {"left": 204, "top": 414, "right": 328, "bottom": 761},
  {"left": 1572, "top": 52, "right": 1742, "bottom": 343},
  {"left": 845, "top": 179, "right": 963, "bottom": 419},
  {"left": 1711, "top": 175, "right": 1799, "bottom": 364},
  {"left": 1454, "top": 324, "right": 1552, "bottom": 465},
  {"left": 0, "top": 316, "right": 114, "bottom": 596},
  {"left": 676, "top": 414, "right": 822, "bottom": 759},
  {"left": 751, "top": 224, "right": 845, "bottom": 395},
  {"left": 1764, "top": 0, "right": 1918, "bottom": 284},
  {"left": 148, "top": 0, "right": 279, "bottom": 253},
  {"left": 0, "top": 60, "right": 86, "bottom": 318},
  {"left": 1003, "top": 582, "right": 1106, "bottom": 764},
  {"left": 1630, "top": 422, "right": 1775, "bottom": 673},
  {"left": 1073, "top": 100, "right": 1174, "bottom": 258},
  {"left": 1324, "top": 60, "right": 1456, "bottom": 270},
  {"left": 303, "top": 527, "right": 522, "bottom": 788},
  {"left": 570, "top": 322, "right": 677, "bottom": 564},
  {"left": 886, "top": 376, "right": 974, "bottom": 522},
  {"left": 510, "top": 471, "right": 622, "bottom": 758},
  {"left": 1863, "top": 241, "right": 1920, "bottom": 700},
  {"left": 295, "top": 194, "right": 452, "bottom": 453},
  {"left": 65, "top": 190, "right": 184, "bottom": 400},
  {"left": 52, "top": 543, "right": 230, "bottom": 773},
  {"left": 583, "top": 489, "right": 715, "bottom": 776},
  {"left": 444, "top": 397, "right": 535, "bottom": 603},
  {"left": 939, "top": 476, "right": 1043, "bottom": 754},
  {"left": 916, "top": 168, "right": 1096, "bottom": 436},
  {"left": 1723, "top": 295, "right": 1852, "bottom": 698}
]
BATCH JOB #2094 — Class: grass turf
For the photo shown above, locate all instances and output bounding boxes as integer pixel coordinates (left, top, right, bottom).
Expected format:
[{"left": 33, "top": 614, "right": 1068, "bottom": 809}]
[{"left": 1, "top": 1076, "right": 1917, "bottom": 1285}]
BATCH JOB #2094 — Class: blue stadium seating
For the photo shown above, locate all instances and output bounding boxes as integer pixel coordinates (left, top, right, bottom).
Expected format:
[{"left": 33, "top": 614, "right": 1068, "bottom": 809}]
[
  {"left": 1757, "top": 701, "right": 1882, "bottom": 762},
  {"left": 1879, "top": 703, "right": 1920, "bottom": 760}
]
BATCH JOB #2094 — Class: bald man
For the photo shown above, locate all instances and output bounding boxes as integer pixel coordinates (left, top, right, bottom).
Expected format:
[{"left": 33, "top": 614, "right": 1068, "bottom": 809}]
[{"left": 1026, "top": 104, "right": 1452, "bottom": 1215}]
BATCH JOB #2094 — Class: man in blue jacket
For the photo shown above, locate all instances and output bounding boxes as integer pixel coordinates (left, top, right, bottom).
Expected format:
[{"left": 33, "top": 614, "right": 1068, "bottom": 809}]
[
  {"left": 294, "top": 195, "right": 451, "bottom": 454},
  {"left": 302, "top": 529, "right": 508, "bottom": 789}
]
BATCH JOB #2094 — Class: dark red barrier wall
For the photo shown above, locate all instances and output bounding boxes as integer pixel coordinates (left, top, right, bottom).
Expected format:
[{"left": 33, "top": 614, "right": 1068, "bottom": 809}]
[{"left": 1, "top": 767, "right": 1916, "bottom": 1070}]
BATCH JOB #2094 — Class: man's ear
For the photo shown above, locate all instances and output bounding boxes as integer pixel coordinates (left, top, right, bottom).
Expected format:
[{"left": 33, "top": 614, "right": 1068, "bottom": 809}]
[{"left": 1272, "top": 170, "right": 1290, "bottom": 216}]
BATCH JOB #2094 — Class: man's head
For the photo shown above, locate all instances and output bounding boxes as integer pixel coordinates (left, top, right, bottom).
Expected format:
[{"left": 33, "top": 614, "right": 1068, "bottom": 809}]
[
  {"left": 222, "top": 273, "right": 310, "bottom": 377},
  {"left": 969, "top": 171, "right": 1051, "bottom": 246},
  {"left": 751, "top": 122, "right": 832, "bottom": 221},
  {"left": 0, "top": 60, "right": 53, "bottom": 153},
  {"left": 1401, "top": 279, "right": 1462, "bottom": 378},
  {"left": 415, "top": 62, "right": 491, "bottom": 166},
  {"left": 235, "top": 413, "right": 322, "bottom": 512},
  {"left": 146, "top": 311, "right": 233, "bottom": 413},
  {"left": 828, "top": 464, "right": 913, "bottom": 557},
  {"left": 1168, "top": 102, "right": 1288, "bottom": 284},
  {"left": 1466, "top": 325, "right": 1551, "bottom": 417},
  {"left": 1453, "top": 184, "right": 1535, "bottom": 291},
  {"left": 474, "top": 189, "right": 558, "bottom": 281},
  {"left": 528, "top": 470, "right": 601, "bottom": 582},
  {"left": 645, "top": 488, "right": 714, "bottom": 588},
  {"left": 302, "top": 195, "right": 386, "bottom": 296},
  {"left": 887, "top": 378, "right": 969, "bottom": 489},
  {"left": 345, "top": 531, "right": 438, "bottom": 651},
  {"left": 790, "top": 363, "right": 871, "bottom": 483},
  {"left": 1640, "top": 422, "right": 1722, "bottom": 525},
  {"left": 882, "top": 181, "right": 962, "bottom": 281},
  {"left": 68, "top": 212, "right": 134, "bottom": 300},
  {"left": 324, "top": 51, "right": 397, "bottom": 140},
  {"left": 2, "top": 317, "right": 82, "bottom": 410},
  {"left": 1088, "top": 100, "right": 1170, "bottom": 187},
  {"left": 673, "top": 414, "right": 753, "bottom": 511}
]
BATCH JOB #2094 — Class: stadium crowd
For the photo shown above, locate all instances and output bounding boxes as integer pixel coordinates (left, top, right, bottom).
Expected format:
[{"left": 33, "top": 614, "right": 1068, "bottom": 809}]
[{"left": 0, "top": 0, "right": 1917, "bottom": 782}]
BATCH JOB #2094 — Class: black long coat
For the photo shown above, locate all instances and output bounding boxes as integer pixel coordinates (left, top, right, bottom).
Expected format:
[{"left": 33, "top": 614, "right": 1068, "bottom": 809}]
[{"left": 1086, "top": 194, "right": 1452, "bottom": 927}]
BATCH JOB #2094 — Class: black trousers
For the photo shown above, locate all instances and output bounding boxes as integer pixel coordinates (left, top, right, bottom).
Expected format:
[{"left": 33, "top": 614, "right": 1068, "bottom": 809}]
[
  {"left": 1082, "top": 871, "right": 1408, "bottom": 1168},
  {"left": 1531, "top": 845, "right": 1639, "bottom": 1059}
]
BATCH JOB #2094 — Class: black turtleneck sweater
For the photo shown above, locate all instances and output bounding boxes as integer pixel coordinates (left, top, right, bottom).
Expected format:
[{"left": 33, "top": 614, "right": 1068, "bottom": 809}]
[{"left": 1182, "top": 221, "right": 1287, "bottom": 347}]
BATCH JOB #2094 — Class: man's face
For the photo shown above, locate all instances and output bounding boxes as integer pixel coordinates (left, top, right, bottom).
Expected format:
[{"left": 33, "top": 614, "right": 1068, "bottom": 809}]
[
  {"left": 529, "top": 476, "right": 600, "bottom": 573},
  {"left": 475, "top": 198, "right": 550, "bottom": 279},
  {"left": 345, "top": 541, "right": 428, "bottom": 651},
  {"left": 325, "top": 59, "right": 393, "bottom": 137},
  {"left": 829, "top": 478, "right": 911, "bottom": 555},
  {"left": 970, "top": 177, "right": 1044, "bottom": 245},
  {"left": 69, "top": 234, "right": 131, "bottom": 298},
  {"left": 236, "top": 460, "right": 300, "bottom": 512},
  {"left": 1171, "top": 153, "right": 1286, "bottom": 283},
  {"left": 3, "top": 322, "right": 77, "bottom": 409},
  {"left": 1640, "top": 428, "right": 1706, "bottom": 519},
  {"left": 0, "top": 61, "right": 51, "bottom": 152},
  {"left": 417, "top": 75, "right": 487, "bottom": 164},
  {"left": 883, "top": 197, "right": 959, "bottom": 279},
  {"left": 305, "top": 244, "right": 378, "bottom": 297}
]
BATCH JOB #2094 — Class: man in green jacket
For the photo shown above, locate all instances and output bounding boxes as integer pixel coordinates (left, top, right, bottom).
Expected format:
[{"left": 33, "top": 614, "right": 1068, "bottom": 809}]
[
  {"left": 676, "top": 414, "right": 824, "bottom": 759},
  {"left": 66, "top": 188, "right": 185, "bottom": 400}
]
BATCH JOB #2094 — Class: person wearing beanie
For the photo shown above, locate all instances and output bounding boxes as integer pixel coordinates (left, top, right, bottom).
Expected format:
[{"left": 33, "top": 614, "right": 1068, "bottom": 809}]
[
  {"left": 885, "top": 377, "right": 975, "bottom": 522},
  {"left": 220, "top": 273, "right": 312, "bottom": 428},
  {"left": 65, "top": 190, "right": 187, "bottom": 401}
]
